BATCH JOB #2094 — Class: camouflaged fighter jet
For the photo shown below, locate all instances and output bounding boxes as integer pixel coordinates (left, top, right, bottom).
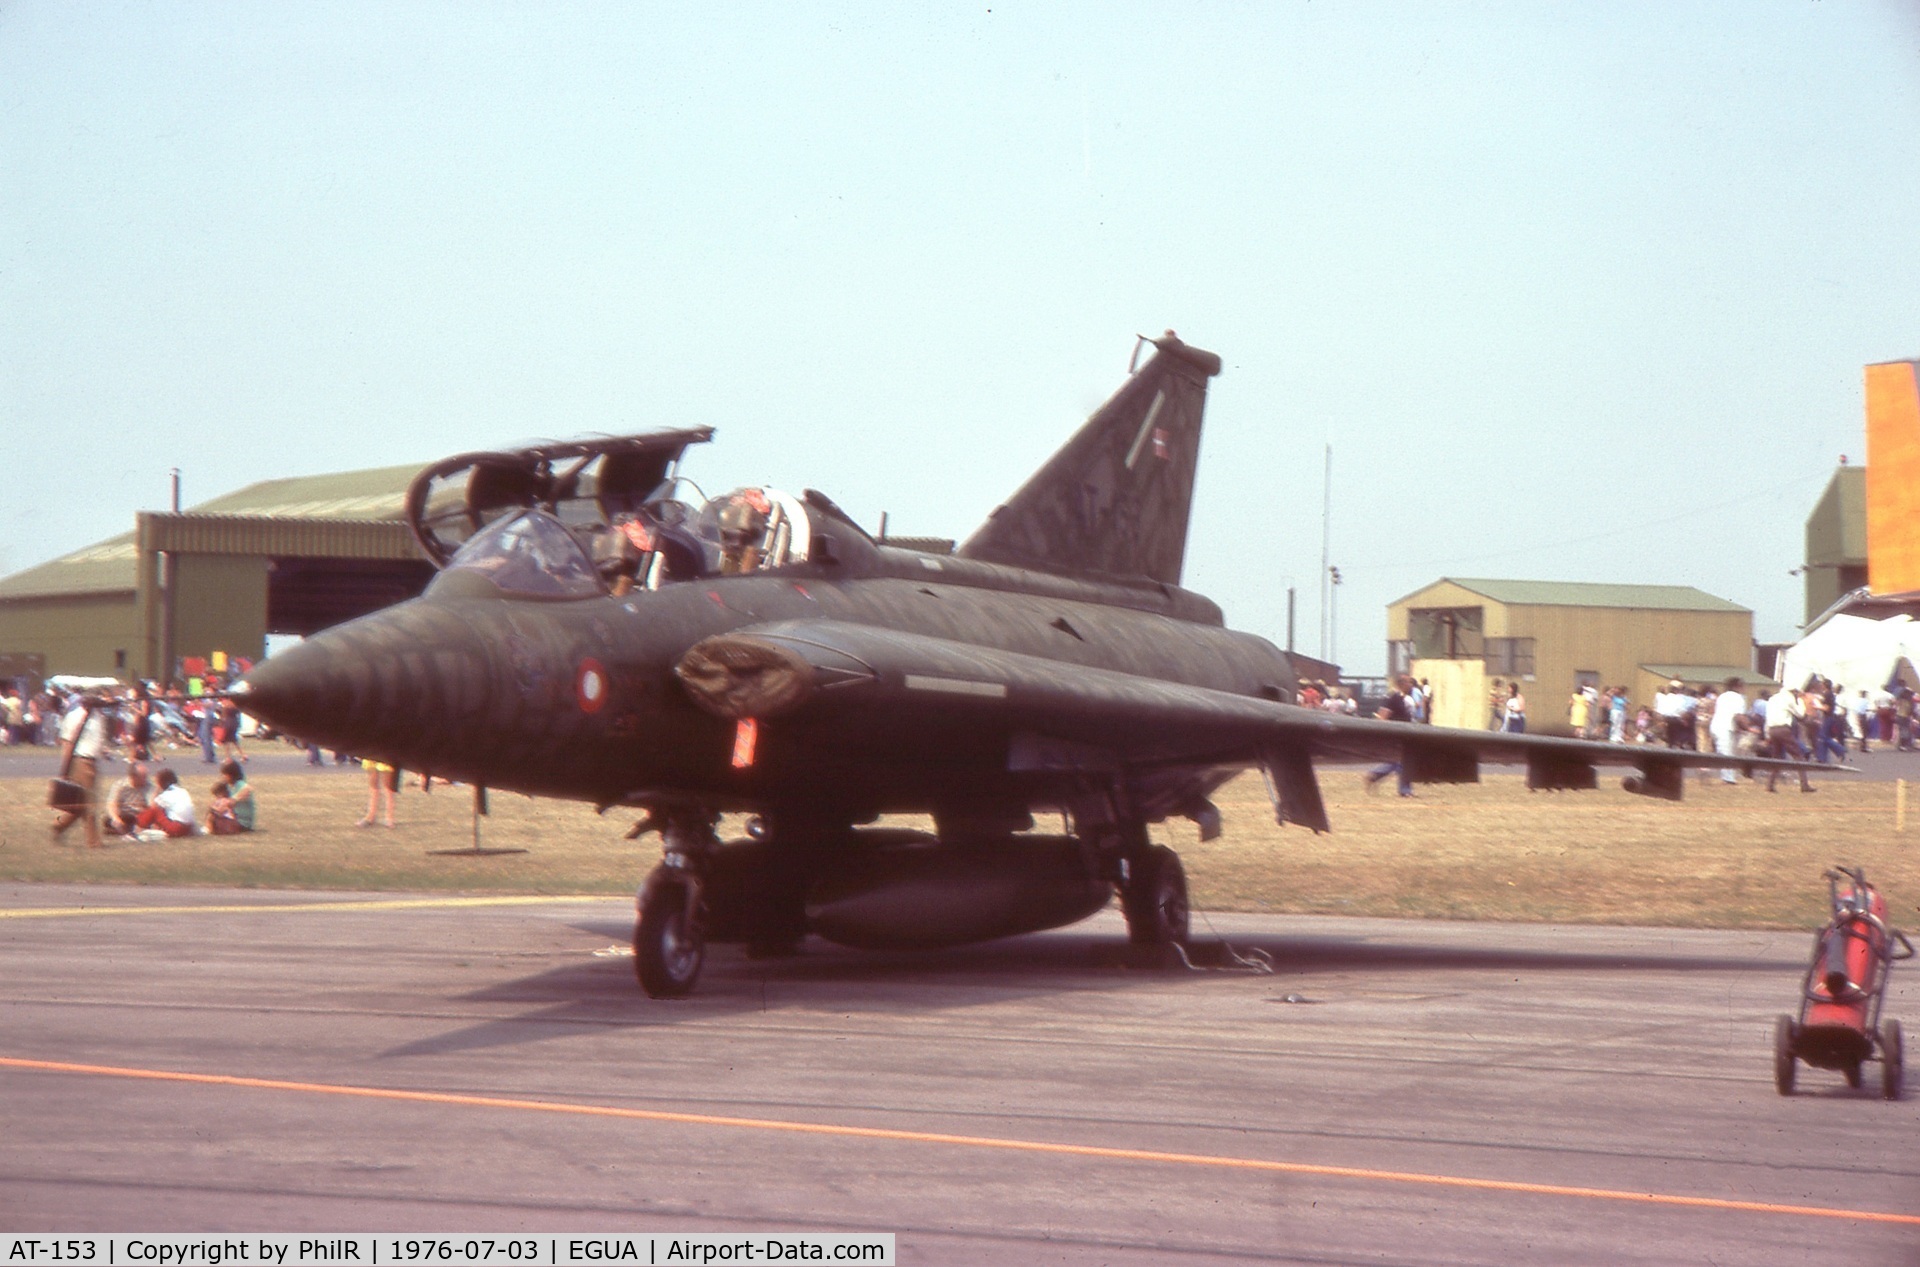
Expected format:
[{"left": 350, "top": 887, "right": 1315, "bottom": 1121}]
[{"left": 234, "top": 332, "right": 1821, "bottom": 997}]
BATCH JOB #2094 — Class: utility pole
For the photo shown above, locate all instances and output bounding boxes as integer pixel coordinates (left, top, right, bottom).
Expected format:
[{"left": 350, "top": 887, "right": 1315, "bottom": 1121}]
[
  {"left": 1328, "top": 565, "right": 1342, "bottom": 667},
  {"left": 1319, "top": 443, "right": 1331, "bottom": 659},
  {"left": 159, "top": 468, "right": 181, "bottom": 685},
  {"left": 1286, "top": 585, "right": 1296, "bottom": 653}
]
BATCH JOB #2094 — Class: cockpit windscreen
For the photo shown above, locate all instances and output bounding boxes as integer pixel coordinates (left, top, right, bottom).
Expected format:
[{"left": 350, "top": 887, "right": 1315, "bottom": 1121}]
[{"left": 432, "top": 510, "right": 606, "bottom": 599}]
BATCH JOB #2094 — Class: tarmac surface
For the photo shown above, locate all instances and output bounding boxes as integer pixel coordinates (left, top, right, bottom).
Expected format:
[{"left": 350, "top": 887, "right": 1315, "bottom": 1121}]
[{"left": 2, "top": 885, "right": 1917, "bottom": 1263}]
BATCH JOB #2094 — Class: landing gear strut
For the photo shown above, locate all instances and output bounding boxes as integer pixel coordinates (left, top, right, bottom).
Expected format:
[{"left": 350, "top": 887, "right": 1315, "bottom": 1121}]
[{"left": 634, "top": 812, "right": 718, "bottom": 998}]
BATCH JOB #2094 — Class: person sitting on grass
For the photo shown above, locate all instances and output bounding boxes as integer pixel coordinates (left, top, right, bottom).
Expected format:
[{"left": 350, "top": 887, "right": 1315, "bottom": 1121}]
[
  {"left": 103, "top": 761, "right": 152, "bottom": 837},
  {"left": 207, "top": 759, "right": 256, "bottom": 835},
  {"left": 134, "top": 768, "right": 198, "bottom": 839}
]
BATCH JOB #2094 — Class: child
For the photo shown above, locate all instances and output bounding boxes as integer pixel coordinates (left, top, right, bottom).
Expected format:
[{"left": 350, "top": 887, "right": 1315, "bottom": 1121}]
[{"left": 208, "top": 759, "right": 256, "bottom": 834}]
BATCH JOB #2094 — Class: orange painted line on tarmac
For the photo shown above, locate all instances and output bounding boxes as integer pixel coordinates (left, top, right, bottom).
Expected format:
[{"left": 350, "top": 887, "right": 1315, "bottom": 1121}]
[
  {"left": 0, "top": 895, "right": 614, "bottom": 920},
  {"left": 1340, "top": 803, "right": 1890, "bottom": 815},
  {"left": 1, "top": 1055, "right": 1914, "bottom": 1227}
]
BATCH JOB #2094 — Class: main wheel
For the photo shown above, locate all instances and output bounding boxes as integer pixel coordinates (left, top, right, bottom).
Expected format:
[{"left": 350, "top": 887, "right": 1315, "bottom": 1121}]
[
  {"left": 635, "top": 874, "right": 705, "bottom": 998},
  {"left": 1772, "top": 1015, "right": 1797, "bottom": 1095},
  {"left": 1882, "top": 1019, "right": 1904, "bottom": 1101},
  {"left": 1123, "top": 844, "right": 1190, "bottom": 946}
]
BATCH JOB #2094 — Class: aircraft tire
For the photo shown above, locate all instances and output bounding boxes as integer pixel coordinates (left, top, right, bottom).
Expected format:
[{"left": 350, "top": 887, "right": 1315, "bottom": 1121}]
[
  {"left": 636, "top": 873, "right": 705, "bottom": 998},
  {"left": 1772, "top": 1014, "right": 1797, "bottom": 1096},
  {"left": 1123, "top": 844, "right": 1190, "bottom": 946},
  {"left": 1844, "top": 1060, "right": 1863, "bottom": 1090},
  {"left": 1883, "top": 1020, "right": 1903, "bottom": 1101}
]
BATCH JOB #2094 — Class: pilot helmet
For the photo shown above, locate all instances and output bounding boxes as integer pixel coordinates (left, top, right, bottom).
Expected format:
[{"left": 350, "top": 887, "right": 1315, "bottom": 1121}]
[{"left": 717, "top": 496, "right": 768, "bottom": 549}]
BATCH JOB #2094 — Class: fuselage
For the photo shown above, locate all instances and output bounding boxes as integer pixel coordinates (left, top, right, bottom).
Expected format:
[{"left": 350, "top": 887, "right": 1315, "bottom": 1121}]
[{"left": 238, "top": 500, "right": 1296, "bottom": 824}]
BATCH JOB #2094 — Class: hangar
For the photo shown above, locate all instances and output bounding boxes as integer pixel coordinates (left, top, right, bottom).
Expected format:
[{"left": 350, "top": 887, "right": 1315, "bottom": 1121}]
[
  {"left": 1803, "top": 464, "right": 1868, "bottom": 624},
  {"left": 1386, "top": 578, "right": 1764, "bottom": 730},
  {"left": 0, "top": 465, "right": 435, "bottom": 685}
]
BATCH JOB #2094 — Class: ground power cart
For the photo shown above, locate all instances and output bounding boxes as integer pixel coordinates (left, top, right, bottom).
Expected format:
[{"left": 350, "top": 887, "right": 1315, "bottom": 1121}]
[{"left": 1775, "top": 866, "right": 1912, "bottom": 1098}]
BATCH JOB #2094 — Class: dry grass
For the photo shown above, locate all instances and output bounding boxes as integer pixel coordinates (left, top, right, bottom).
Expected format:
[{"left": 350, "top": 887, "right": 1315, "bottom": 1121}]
[
  {"left": 2, "top": 765, "right": 1917, "bottom": 930},
  {"left": 0, "top": 768, "right": 645, "bottom": 895},
  {"left": 1178, "top": 768, "right": 1920, "bottom": 930}
]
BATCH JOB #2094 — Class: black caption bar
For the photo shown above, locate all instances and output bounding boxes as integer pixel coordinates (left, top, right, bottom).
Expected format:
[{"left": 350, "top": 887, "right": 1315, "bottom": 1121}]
[{"left": 0, "top": 1237, "right": 894, "bottom": 1267}]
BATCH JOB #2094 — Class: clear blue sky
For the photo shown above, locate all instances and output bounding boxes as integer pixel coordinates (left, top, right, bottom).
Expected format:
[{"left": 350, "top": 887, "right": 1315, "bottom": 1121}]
[{"left": 5, "top": 2, "right": 1918, "bottom": 672}]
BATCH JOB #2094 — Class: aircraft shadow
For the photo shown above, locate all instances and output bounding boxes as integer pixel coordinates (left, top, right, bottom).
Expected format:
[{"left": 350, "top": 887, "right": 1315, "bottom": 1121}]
[
  {"left": 564, "top": 916, "right": 1806, "bottom": 977},
  {"left": 1211, "top": 935, "right": 1805, "bottom": 978},
  {"left": 379, "top": 923, "right": 1804, "bottom": 1059},
  {"left": 379, "top": 930, "right": 1157, "bottom": 1058}
]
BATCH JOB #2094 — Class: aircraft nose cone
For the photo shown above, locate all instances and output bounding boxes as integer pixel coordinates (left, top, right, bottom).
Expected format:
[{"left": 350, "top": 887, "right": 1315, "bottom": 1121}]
[
  {"left": 233, "top": 600, "right": 496, "bottom": 765},
  {"left": 230, "top": 640, "right": 330, "bottom": 738}
]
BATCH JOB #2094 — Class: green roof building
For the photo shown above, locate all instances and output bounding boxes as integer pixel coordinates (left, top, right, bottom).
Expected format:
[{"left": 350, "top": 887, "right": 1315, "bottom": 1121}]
[
  {"left": 0, "top": 465, "right": 434, "bottom": 685},
  {"left": 1387, "top": 578, "right": 1758, "bottom": 731}
]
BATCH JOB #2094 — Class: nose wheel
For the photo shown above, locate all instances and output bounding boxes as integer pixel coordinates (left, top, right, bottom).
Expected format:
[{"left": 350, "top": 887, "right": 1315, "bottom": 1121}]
[{"left": 635, "top": 866, "right": 705, "bottom": 998}]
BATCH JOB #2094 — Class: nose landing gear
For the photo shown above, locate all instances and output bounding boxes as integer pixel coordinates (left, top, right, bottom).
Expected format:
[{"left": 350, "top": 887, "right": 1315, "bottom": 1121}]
[{"left": 634, "top": 812, "right": 719, "bottom": 998}]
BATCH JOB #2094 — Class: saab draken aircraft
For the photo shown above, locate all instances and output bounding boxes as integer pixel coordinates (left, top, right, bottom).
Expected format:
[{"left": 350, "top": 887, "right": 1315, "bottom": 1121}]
[{"left": 235, "top": 333, "right": 1816, "bottom": 996}]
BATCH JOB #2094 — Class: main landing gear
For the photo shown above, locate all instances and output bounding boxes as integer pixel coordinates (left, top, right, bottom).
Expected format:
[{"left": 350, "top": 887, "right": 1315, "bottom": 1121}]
[{"left": 1119, "top": 835, "right": 1190, "bottom": 947}]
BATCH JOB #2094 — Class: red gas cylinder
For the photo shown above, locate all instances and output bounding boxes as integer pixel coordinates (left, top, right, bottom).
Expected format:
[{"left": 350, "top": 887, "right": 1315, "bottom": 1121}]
[{"left": 1804, "top": 884, "right": 1889, "bottom": 1032}]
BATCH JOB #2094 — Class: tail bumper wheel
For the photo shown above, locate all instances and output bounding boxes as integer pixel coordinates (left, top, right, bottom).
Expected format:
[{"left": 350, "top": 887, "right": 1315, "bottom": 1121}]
[
  {"left": 1123, "top": 844, "right": 1191, "bottom": 946},
  {"left": 1882, "top": 1020, "right": 1904, "bottom": 1101},
  {"left": 1773, "top": 1015, "right": 1797, "bottom": 1095},
  {"left": 636, "top": 871, "right": 706, "bottom": 998}
]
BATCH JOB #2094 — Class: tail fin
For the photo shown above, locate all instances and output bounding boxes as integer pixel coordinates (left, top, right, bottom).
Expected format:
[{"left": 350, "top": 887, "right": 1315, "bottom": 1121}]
[{"left": 958, "top": 332, "right": 1222, "bottom": 585}]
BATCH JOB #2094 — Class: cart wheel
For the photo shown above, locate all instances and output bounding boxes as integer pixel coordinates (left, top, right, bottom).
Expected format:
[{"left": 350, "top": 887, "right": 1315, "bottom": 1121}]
[
  {"left": 1882, "top": 1020, "right": 1904, "bottom": 1102},
  {"left": 1773, "top": 1015, "right": 1797, "bottom": 1095}
]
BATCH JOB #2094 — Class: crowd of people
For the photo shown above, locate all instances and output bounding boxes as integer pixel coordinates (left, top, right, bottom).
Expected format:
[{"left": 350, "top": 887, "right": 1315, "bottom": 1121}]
[
  {"left": 1495, "top": 674, "right": 1917, "bottom": 793},
  {"left": 1298, "top": 677, "right": 1440, "bottom": 723},
  {"left": 24, "top": 671, "right": 429, "bottom": 843},
  {"left": 6, "top": 673, "right": 252, "bottom": 764},
  {"left": 1299, "top": 670, "right": 1918, "bottom": 799},
  {"left": 1493, "top": 675, "right": 1920, "bottom": 760},
  {"left": 32, "top": 676, "right": 264, "bottom": 849}
]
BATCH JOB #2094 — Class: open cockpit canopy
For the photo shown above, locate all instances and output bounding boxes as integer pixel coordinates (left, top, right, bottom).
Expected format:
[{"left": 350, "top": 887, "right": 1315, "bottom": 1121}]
[
  {"left": 404, "top": 429, "right": 716, "bottom": 568},
  {"left": 410, "top": 429, "right": 821, "bottom": 600}
]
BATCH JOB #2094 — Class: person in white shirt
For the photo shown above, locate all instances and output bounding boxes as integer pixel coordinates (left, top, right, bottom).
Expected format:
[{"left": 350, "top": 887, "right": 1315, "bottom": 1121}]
[
  {"left": 134, "top": 768, "right": 198, "bottom": 839},
  {"left": 1846, "top": 689, "right": 1872, "bottom": 751},
  {"left": 1654, "top": 680, "right": 1697, "bottom": 749},
  {"left": 1765, "top": 688, "right": 1813, "bottom": 793},
  {"left": 1503, "top": 684, "right": 1526, "bottom": 733},
  {"left": 1708, "top": 678, "right": 1746, "bottom": 785},
  {"left": 53, "top": 694, "right": 113, "bottom": 847}
]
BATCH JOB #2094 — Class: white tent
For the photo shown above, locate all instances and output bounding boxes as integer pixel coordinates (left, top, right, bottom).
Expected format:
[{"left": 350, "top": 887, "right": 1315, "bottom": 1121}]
[
  {"left": 45, "top": 674, "right": 122, "bottom": 692},
  {"left": 1778, "top": 613, "right": 1920, "bottom": 694}
]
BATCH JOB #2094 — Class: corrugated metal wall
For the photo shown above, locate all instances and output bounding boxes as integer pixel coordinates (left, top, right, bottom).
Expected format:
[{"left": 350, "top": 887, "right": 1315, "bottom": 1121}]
[{"left": 0, "top": 592, "right": 141, "bottom": 678}]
